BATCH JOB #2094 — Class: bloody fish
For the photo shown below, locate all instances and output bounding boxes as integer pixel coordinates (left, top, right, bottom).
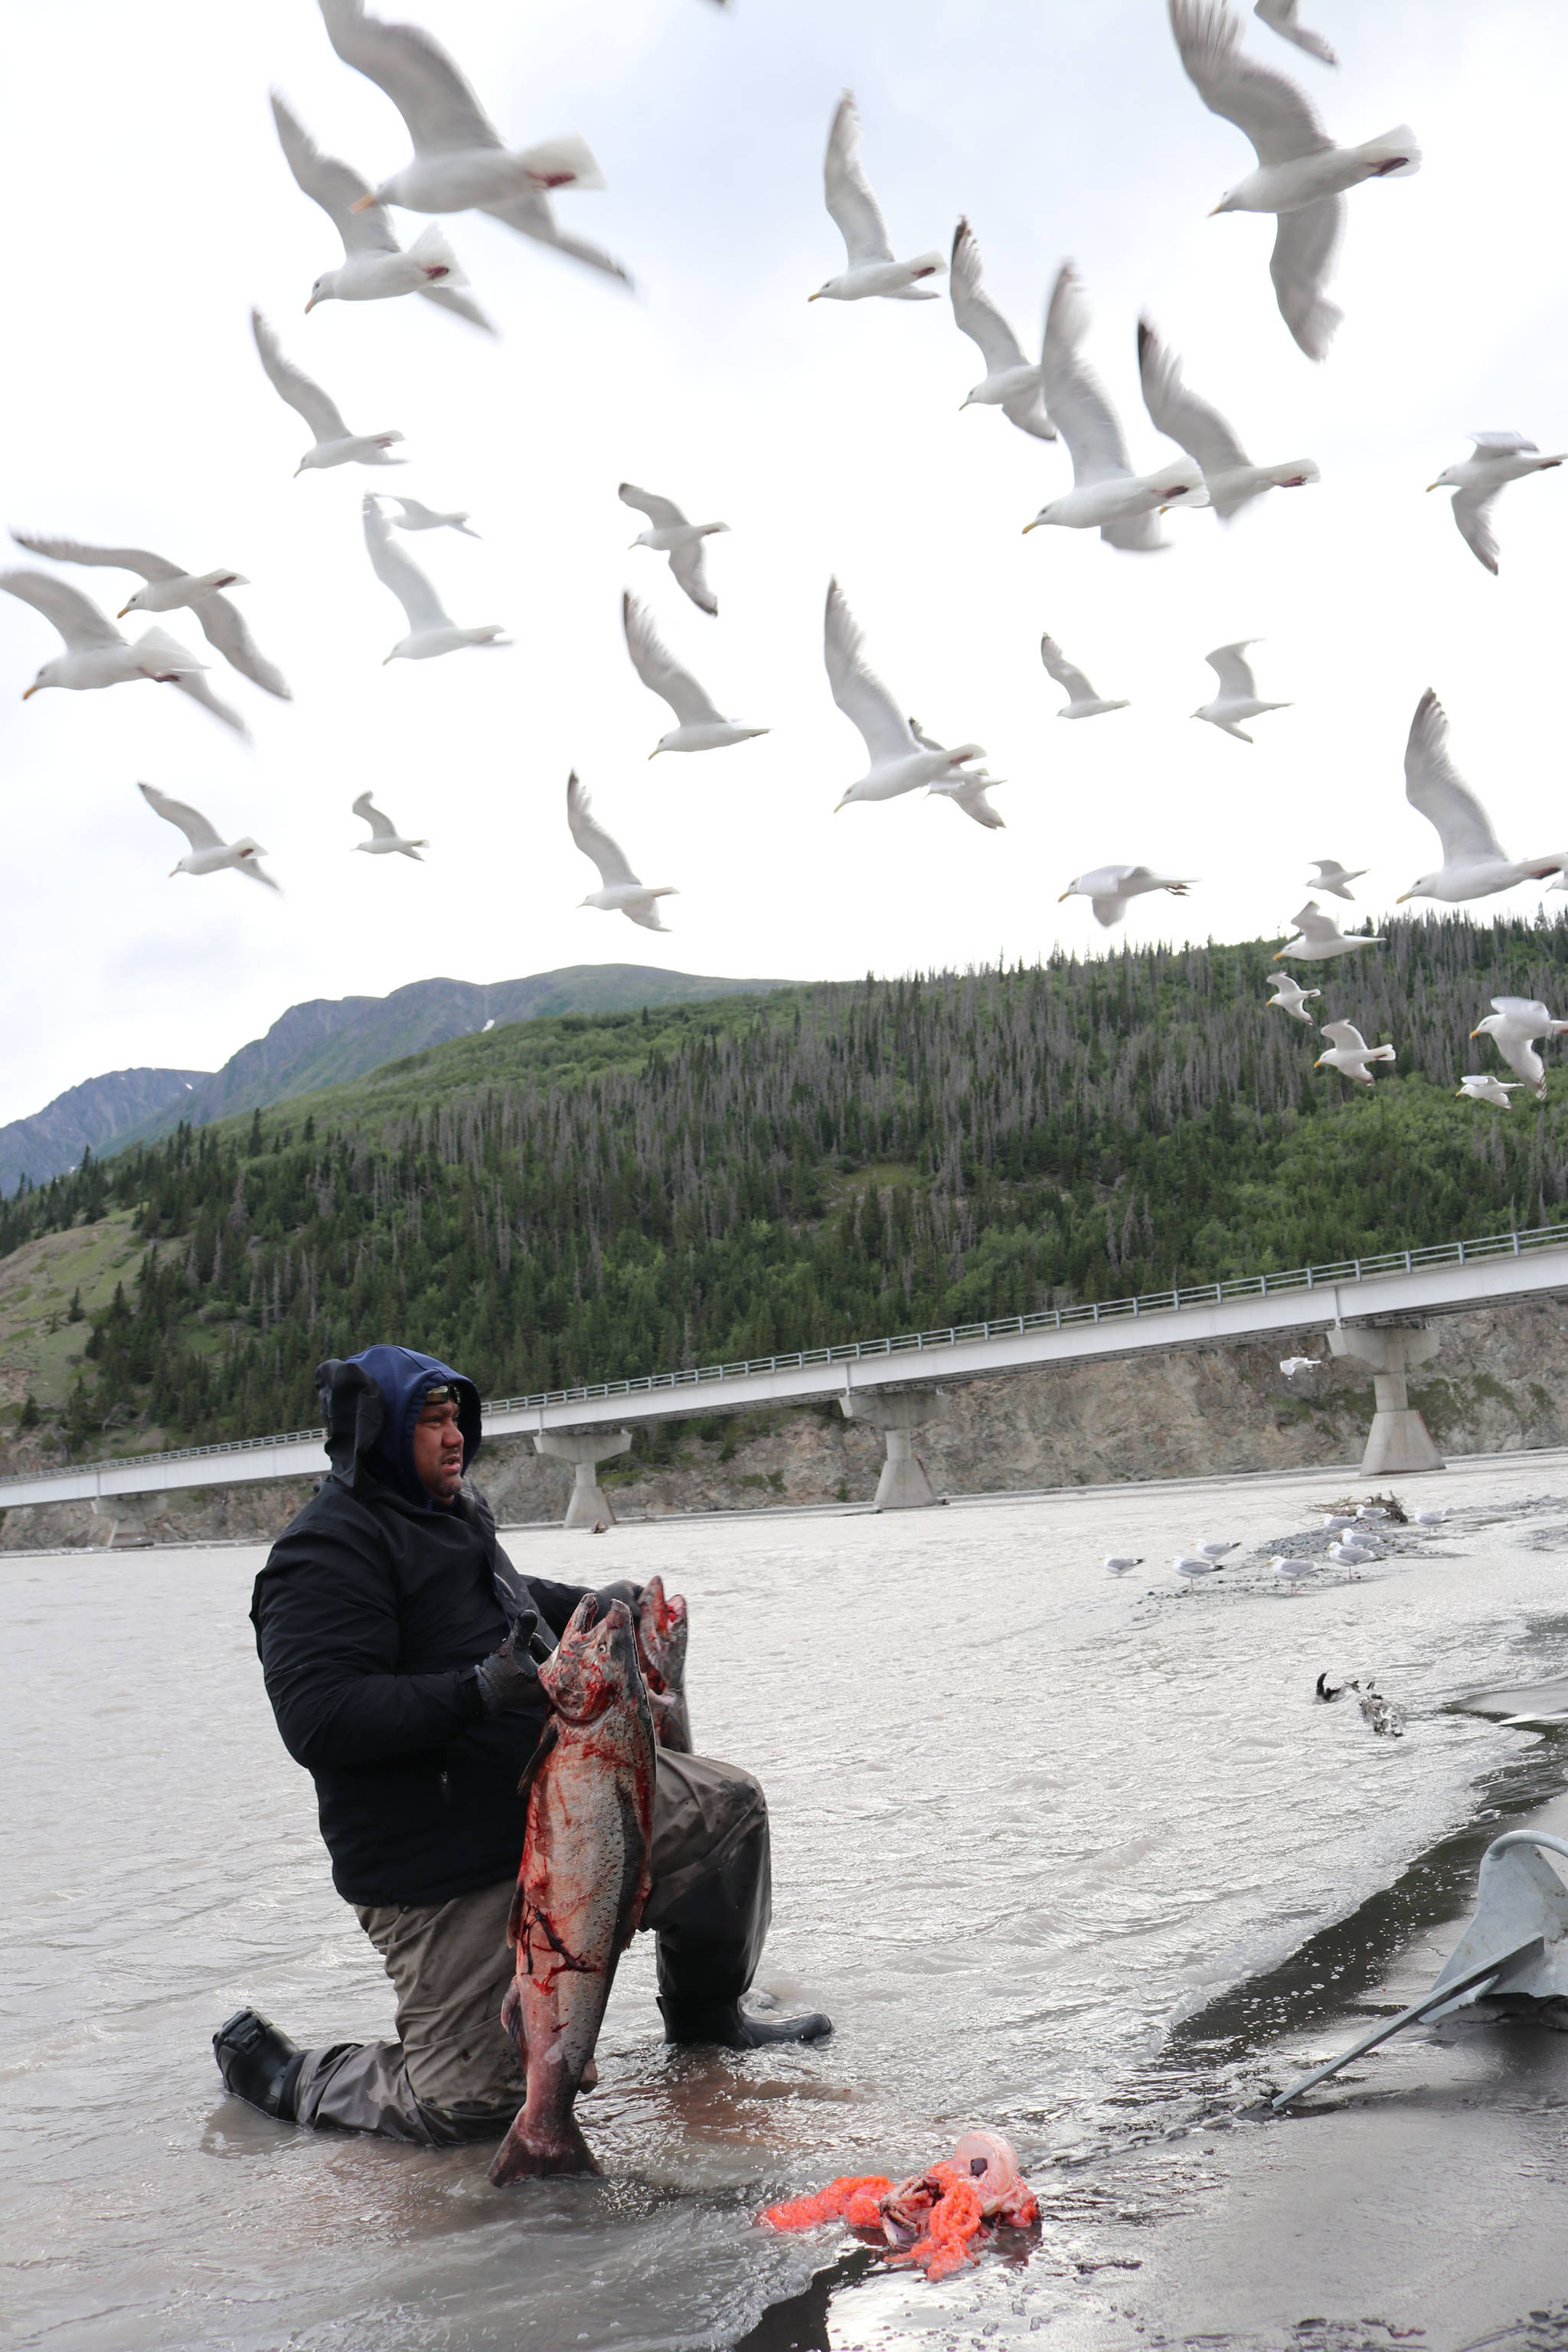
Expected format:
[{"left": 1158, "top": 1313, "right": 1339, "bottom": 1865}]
[
  {"left": 635, "top": 1574, "right": 692, "bottom": 1753},
  {"left": 489, "top": 1596, "right": 655, "bottom": 2182}
]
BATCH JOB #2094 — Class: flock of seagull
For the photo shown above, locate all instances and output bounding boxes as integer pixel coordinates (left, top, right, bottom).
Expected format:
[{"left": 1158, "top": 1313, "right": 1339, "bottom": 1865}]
[
  {"left": 1, "top": 0, "right": 1563, "bottom": 1058},
  {"left": 1104, "top": 1497, "right": 1450, "bottom": 1597}
]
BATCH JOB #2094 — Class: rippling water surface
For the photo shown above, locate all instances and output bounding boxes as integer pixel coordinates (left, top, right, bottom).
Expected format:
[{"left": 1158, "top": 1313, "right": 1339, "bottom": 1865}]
[{"left": 6, "top": 1455, "right": 1568, "bottom": 2348}]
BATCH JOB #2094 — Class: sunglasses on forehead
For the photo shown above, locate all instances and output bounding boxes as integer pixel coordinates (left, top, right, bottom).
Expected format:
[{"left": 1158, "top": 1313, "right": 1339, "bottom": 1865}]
[{"left": 420, "top": 1383, "right": 462, "bottom": 1408}]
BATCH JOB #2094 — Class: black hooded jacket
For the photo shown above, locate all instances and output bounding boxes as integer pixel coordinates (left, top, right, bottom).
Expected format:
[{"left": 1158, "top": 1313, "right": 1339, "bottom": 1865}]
[{"left": 250, "top": 1347, "right": 592, "bottom": 1906}]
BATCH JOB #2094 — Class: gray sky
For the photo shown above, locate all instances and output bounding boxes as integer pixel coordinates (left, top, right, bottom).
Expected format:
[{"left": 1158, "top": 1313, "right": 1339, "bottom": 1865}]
[{"left": 3, "top": 0, "right": 1566, "bottom": 1125}]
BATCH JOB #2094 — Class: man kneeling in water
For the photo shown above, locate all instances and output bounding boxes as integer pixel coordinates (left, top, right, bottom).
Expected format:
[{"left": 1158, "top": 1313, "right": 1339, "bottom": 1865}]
[{"left": 214, "top": 1346, "right": 829, "bottom": 2145}]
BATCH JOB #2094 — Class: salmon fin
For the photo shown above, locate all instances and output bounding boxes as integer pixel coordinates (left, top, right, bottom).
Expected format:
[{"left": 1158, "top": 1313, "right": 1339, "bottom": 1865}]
[
  {"left": 499, "top": 1975, "right": 526, "bottom": 2058},
  {"left": 488, "top": 2109, "right": 600, "bottom": 2184},
  {"left": 506, "top": 1878, "right": 526, "bottom": 1950}
]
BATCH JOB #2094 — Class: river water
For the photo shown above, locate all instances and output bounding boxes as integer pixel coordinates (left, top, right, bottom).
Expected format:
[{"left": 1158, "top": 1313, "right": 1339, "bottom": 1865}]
[{"left": 7, "top": 1453, "right": 1568, "bottom": 2350}]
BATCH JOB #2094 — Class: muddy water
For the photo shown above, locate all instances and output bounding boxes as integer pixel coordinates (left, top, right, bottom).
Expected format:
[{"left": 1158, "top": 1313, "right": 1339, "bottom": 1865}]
[{"left": 6, "top": 1453, "right": 1568, "bottom": 2349}]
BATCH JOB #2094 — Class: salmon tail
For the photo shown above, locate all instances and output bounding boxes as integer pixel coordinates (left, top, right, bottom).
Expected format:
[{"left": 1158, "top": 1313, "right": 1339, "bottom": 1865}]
[{"left": 488, "top": 2109, "right": 600, "bottom": 2184}]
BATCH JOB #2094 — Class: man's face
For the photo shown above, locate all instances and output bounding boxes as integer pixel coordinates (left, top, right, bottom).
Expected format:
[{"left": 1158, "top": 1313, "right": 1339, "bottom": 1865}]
[{"left": 412, "top": 1393, "right": 466, "bottom": 1502}]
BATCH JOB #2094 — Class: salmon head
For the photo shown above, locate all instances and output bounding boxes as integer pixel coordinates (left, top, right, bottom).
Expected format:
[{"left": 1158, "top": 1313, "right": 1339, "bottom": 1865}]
[
  {"left": 635, "top": 1575, "right": 688, "bottom": 1694},
  {"left": 537, "top": 1594, "right": 643, "bottom": 1725}
]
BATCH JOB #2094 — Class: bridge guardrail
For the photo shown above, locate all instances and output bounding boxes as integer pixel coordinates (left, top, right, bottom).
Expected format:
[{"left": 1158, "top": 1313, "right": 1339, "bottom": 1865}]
[{"left": 8, "top": 1217, "right": 1566, "bottom": 1491}]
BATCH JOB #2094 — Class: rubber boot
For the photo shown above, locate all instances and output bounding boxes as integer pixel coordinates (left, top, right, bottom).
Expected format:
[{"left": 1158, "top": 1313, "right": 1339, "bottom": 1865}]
[
  {"left": 212, "top": 2009, "right": 306, "bottom": 2121},
  {"left": 660, "top": 1995, "right": 832, "bottom": 2049}
]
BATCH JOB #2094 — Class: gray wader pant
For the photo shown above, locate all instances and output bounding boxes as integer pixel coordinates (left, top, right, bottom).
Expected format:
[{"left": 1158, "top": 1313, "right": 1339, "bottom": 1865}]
[{"left": 292, "top": 1750, "right": 770, "bottom": 2145}]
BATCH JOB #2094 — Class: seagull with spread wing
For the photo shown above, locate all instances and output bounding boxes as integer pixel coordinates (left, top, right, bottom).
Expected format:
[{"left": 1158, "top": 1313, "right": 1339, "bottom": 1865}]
[
  {"left": 1315, "top": 1020, "right": 1395, "bottom": 1086},
  {"left": 909, "top": 720, "right": 1006, "bottom": 830},
  {"left": 1169, "top": 0, "right": 1418, "bottom": 360},
  {"left": 374, "top": 495, "right": 479, "bottom": 538},
  {"left": 1306, "top": 858, "right": 1364, "bottom": 900},
  {"left": 809, "top": 93, "right": 944, "bottom": 302},
  {"left": 1, "top": 572, "right": 246, "bottom": 733},
  {"left": 252, "top": 309, "right": 404, "bottom": 473},
  {"left": 825, "top": 580, "right": 982, "bottom": 808},
  {"left": 1023, "top": 266, "right": 1206, "bottom": 549},
  {"left": 619, "top": 485, "right": 729, "bottom": 616},
  {"left": 1397, "top": 690, "right": 1566, "bottom": 902},
  {"left": 567, "top": 773, "right": 674, "bottom": 930},
  {"left": 362, "top": 495, "right": 507, "bottom": 661},
  {"left": 316, "top": 0, "right": 623, "bottom": 283},
  {"left": 1456, "top": 1073, "right": 1524, "bottom": 1111},
  {"left": 1039, "top": 633, "right": 1127, "bottom": 720},
  {"left": 1194, "top": 641, "right": 1290, "bottom": 741},
  {"left": 11, "top": 531, "right": 289, "bottom": 700},
  {"left": 1427, "top": 434, "right": 1565, "bottom": 575},
  {"left": 1254, "top": 0, "right": 1337, "bottom": 65},
  {"left": 1138, "top": 319, "right": 1318, "bottom": 517},
  {"left": 1274, "top": 900, "right": 1383, "bottom": 962},
  {"left": 1059, "top": 866, "right": 1196, "bottom": 928},
  {"left": 139, "top": 782, "right": 278, "bottom": 888},
  {"left": 1469, "top": 1000, "right": 1568, "bottom": 1098},
  {"left": 1266, "top": 971, "right": 1320, "bottom": 1023},
  {"left": 949, "top": 220, "right": 1054, "bottom": 440},
  {"left": 622, "top": 593, "right": 765, "bottom": 754},
  {"left": 270, "top": 92, "right": 491, "bottom": 331},
  {"left": 353, "top": 792, "right": 426, "bottom": 859}
]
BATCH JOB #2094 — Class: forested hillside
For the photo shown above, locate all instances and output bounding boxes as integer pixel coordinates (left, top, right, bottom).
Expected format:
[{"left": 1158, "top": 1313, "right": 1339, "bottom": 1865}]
[{"left": 6, "top": 914, "right": 1568, "bottom": 1455}]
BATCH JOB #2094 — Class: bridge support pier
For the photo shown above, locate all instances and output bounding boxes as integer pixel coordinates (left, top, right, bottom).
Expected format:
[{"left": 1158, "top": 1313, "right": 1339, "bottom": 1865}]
[
  {"left": 839, "top": 1389, "right": 946, "bottom": 1509},
  {"left": 1328, "top": 1321, "right": 1445, "bottom": 1477},
  {"left": 532, "top": 1428, "right": 633, "bottom": 1528}
]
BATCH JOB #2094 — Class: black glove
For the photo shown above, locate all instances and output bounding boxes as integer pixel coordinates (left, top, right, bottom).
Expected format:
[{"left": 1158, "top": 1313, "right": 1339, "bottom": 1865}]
[
  {"left": 474, "top": 1610, "right": 551, "bottom": 1717},
  {"left": 594, "top": 1580, "right": 646, "bottom": 1614}
]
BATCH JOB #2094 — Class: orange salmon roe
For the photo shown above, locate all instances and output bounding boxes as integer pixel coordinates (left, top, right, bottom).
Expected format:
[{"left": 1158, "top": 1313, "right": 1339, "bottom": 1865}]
[{"left": 759, "top": 2174, "right": 892, "bottom": 2231}]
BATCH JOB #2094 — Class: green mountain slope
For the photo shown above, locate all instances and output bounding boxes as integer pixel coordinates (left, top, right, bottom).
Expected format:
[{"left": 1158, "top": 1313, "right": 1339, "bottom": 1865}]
[{"left": 5, "top": 916, "right": 1568, "bottom": 1457}]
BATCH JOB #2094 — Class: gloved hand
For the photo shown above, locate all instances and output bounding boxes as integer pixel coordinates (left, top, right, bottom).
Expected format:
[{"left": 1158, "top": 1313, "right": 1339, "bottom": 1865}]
[
  {"left": 593, "top": 1579, "right": 646, "bottom": 1614},
  {"left": 474, "top": 1610, "right": 552, "bottom": 1717}
]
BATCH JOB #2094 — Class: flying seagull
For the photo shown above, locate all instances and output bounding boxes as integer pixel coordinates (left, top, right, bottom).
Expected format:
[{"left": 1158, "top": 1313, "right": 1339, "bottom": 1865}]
[
  {"left": 619, "top": 484, "right": 728, "bottom": 616},
  {"left": 1469, "top": 999, "right": 1568, "bottom": 1099},
  {"left": 1397, "top": 690, "right": 1566, "bottom": 903},
  {"left": 810, "top": 93, "right": 944, "bottom": 302},
  {"left": 1137, "top": 319, "right": 1318, "bottom": 517},
  {"left": 910, "top": 719, "right": 1006, "bottom": 829},
  {"left": 567, "top": 772, "right": 675, "bottom": 930},
  {"left": 1266, "top": 971, "right": 1320, "bottom": 1023},
  {"left": 1023, "top": 265, "right": 1206, "bottom": 549},
  {"left": 1306, "top": 858, "right": 1364, "bottom": 900},
  {"left": 1169, "top": 0, "right": 1419, "bottom": 360},
  {"left": 252, "top": 308, "right": 404, "bottom": 472},
  {"left": 139, "top": 782, "right": 278, "bottom": 887},
  {"left": 1274, "top": 900, "right": 1383, "bottom": 962},
  {"left": 1253, "top": 0, "right": 1337, "bottom": 66},
  {"left": 1194, "top": 641, "right": 1290, "bottom": 741},
  {"left": 949, "top": 219, "right": 1054, "bottom": 439},
  {"left": 1455, "top": 1073, "right": 1523, "bottom": 1110},
  {"left": 270, "top": 91, "right": 492, "bottom": 330},
  {"left": 825, "top": 580, "right": 983, "bottom": 808},
  {"left": 1, "top": 571, "right": 245, "bottom": 733},
  {"left": 622, "top": 592, "right": 765, "bottom": 753},
  {"left": 374, "top": 495, "right": 479, "bottom": 537},
  {"left": 1039, "top": 633, "right": 1127, "bottom": 720},
  {"left": 353, "top": 791, "right": 426, "bottom": 858},
  {"left": 1059, "top": 865, "right": 1196, "bottom": 929},
  {"left": 361, "top": 495, "right": 507, "bottom": 660},
  {"left": 1315, "top": 1019, "right": 1396, "bottom": 1086},
  {"left": 1427, "top": 434, "right": 1565, "bottom": 576},
  {"left": 11, "top": 531, "right": 289, "bottom": 699}
]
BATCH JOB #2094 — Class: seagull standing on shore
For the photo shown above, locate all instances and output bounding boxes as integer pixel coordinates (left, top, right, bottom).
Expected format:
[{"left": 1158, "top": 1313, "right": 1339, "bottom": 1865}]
[
  {"left": 1138, "top": 319, "right": 1318, "bottom": 517},
  {"left": 139, "top": 782, "right": 279, "bottom": 888},
  {"left": 252, "top": 309, "right": 404, "bottom": 472},
  {"left": 1469, "top": 999, "right": 1568, "bottom": 1098},
  {"left": 1023, "top": 266, "right": 1206, "bottom": 548},
  {"left": 1, "top": 572, "right": 246, "bottom": 732},
  {"left": 620, "top": 486, "right": 729, "bottom": 616},
  {"left": 1427, "top": 435, "right": 1565, "bottom": 575},
  {"left": 270, "top": 93, "right": 492, "bottom": 330},
  {"left": 825, "top": 580, "right": 982, "bottom": 807},
  {"left": 949, "top": 220, "right": 1054, "bottom": 439},
  {"left": 1194, "top": 642, "right": 1290, "bottom": 741},
  {"left": 1275, "top": 901, "right": 1383, "bottom": 962},
  {"left": 11, "top": 531, "right": 290, "bottom": 700},
  {"left": 1398, "top": 691, "right": 1566, "bottom": 903},
  {"left": 1267, "top": 971, "right": 1320, "bottom": 1022},
  {"left": 567, "top": 773, "right": 675, "bottom": 929},
  {"left": 353, "top": 792, "right": 426, "bottom": 858},
  {"left": 810, "top": 94, "right": 944, "bottom": 302},
  {"left": 624, "top": 593, "right": 766, "bottom": 753},
  {"left": 1169, "top": 0, "right": 1419, "bottom": 360},
  {"left": 1060, "top": 866, "right": 1196, "bottom": 928},
  {"left": 1315, "top": 1020, "right": 1396, "bottom": 1086},
  {"left": 1307, "top": 858, "right": 1365, "bottom": 900},
  {"left": 1040, "top": 634, "right": 1128, "bottom": 719},
  {"left": 362, "top": 495, "right": 507, "bottom": 659}
]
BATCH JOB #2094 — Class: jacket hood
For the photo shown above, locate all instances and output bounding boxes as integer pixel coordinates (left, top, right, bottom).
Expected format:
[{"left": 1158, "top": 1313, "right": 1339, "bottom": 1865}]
[{"left": 316, "top": 1344, "right": 482, "bottom": 1509}]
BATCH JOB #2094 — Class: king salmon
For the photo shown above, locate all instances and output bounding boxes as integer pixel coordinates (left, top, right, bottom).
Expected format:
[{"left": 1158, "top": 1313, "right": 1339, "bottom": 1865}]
[
  {"left": 635, "top": 1575, "right": 691, "bottom": 1753},
  {"left": 489, "top": 1596, "right": 655, "bottom": 2182}
]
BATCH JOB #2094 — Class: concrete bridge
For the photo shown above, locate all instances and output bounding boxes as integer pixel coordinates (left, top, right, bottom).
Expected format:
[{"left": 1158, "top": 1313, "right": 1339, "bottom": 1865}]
[{"left": 5, "top": 1220, "right": 1567, "bottom": 1524}]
